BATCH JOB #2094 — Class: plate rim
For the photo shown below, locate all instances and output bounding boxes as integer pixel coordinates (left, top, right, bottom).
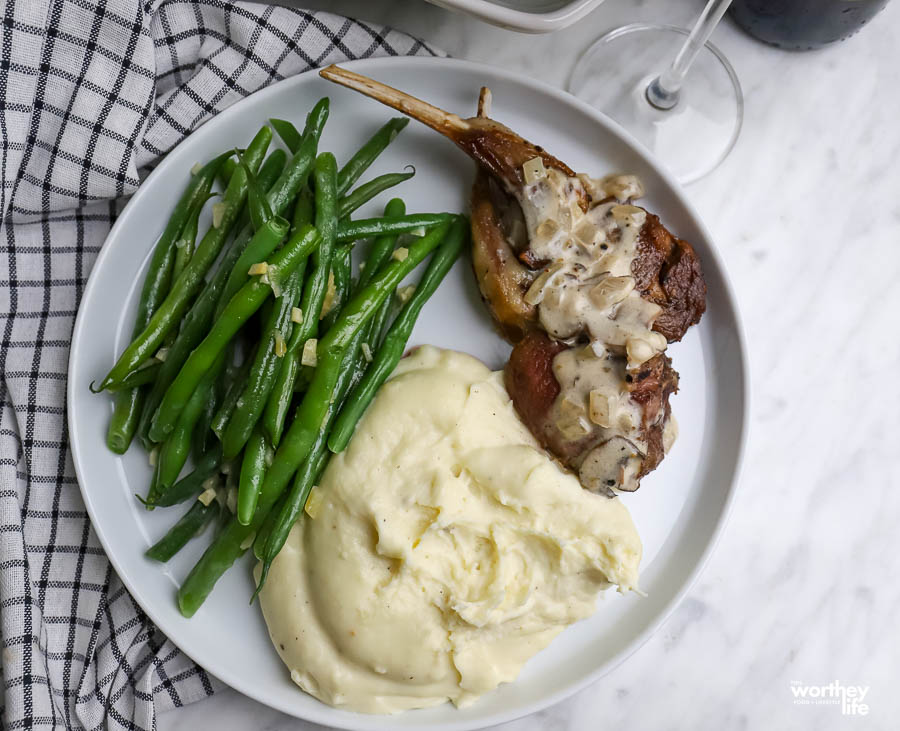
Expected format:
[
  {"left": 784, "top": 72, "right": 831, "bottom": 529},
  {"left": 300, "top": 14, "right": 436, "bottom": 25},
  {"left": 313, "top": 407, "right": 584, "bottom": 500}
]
[
  {"left": 68, "top": 55, "right": 749, "bottom": 731},
  {"left": 422, "top": 0, "right": 606, "bottom": 33}
]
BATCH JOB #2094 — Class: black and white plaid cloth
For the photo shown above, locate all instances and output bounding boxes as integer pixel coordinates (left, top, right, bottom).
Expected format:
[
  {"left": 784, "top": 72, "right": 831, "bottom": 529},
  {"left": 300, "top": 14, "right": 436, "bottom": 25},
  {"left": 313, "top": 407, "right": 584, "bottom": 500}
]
[{"left": 0, "top": 2, "right": 439, "bottom": 728}]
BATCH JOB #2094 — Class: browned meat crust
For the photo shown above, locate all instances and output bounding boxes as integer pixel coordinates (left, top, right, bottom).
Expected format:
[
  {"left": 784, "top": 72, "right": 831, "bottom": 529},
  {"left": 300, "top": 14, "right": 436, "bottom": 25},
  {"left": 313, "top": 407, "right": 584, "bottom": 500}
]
[
  {"left": 505, "top": 332, "right": 679, "bottom": 486},
  {"left": 470, "top": 172, "right": 537, "bottom": 343},
  {"left": 629, "top": 351, "right": 679, "bottom": 479},
  {"left": 634, "top": 213, "right": 707, "bottom": 343}
]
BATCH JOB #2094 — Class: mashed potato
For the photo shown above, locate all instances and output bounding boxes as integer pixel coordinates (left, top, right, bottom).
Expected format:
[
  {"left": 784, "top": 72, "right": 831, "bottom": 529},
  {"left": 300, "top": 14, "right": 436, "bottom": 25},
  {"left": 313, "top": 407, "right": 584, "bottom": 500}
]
[{"left": 257, "top": 346, "right": 641, "bottom": 713}]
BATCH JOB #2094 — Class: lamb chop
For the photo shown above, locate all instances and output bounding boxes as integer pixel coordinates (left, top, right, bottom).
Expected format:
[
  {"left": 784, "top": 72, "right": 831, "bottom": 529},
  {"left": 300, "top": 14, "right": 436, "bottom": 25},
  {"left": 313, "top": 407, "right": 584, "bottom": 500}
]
[{"left": 319, "top": 65, "right": 706, "bottom": 496}]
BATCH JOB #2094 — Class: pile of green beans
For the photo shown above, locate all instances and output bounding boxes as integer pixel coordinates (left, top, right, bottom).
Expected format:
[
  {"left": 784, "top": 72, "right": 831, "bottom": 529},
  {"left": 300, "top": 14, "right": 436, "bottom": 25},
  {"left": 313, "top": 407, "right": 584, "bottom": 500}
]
[{"left": 94, "top": 102, "right": 467, "bottom": 617}]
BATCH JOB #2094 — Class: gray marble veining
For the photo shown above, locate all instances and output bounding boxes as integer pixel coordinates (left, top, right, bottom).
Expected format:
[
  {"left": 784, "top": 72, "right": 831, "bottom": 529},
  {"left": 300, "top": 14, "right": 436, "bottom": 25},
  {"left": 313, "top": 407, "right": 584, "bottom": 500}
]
[{"left": 158, "top": 0, "right": 900, "bottom": 728}]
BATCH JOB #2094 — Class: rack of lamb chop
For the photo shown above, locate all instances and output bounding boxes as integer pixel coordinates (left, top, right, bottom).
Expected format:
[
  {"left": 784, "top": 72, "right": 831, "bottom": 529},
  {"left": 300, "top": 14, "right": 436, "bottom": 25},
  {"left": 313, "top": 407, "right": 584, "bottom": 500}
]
[{"left": 320, "top": 65, "right": 706, "bottom": 497}]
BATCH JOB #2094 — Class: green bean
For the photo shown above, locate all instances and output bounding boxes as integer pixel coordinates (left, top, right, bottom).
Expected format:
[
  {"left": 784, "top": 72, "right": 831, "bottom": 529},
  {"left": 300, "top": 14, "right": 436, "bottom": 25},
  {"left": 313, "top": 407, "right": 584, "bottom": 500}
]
[
  {"left": 236, "top": 151, "right": 273, "bottom": 231},
  {"left": 148, "top": 218, "right": 310, "bottom": 442},
  {"left": 220, "top": 263, "right": 305, "bottom": 460},
  {"left": 329, "top": 217, "right": 468, "bottom": 453},
  {"left": 255, "top": 220, "right": 454, "bottom": 516},
  {"left": 358, "top": 199, "right": 406, "bottom": 289},
  {"left": 102, "top": 360, "right": 160, "bottom": 391},
  {"left": 337, "top": 117, "right": 408, "bottom": 195},
  {"left": 149, "top": 361, "right": 221, "bottom": 501},
  {"left": 162, "top": 194, "right": 209, "bottom": 348},
  {"left": 145, "top": 499, "right": 219, "bottom": 563},
  {"left": 251, "top": 491, "right": 286, "bottom": 560},
  {"left": 137, "top": 112, "right": 323, "bottom": 449},
  {"left": 231, "top": 148, "right": 287, "bottom": 240},
  {"left": 319, "top": 245, "right": 351, "bottom": 334},
  {"left": 99, "top": 127, "right": 273, "bottom": 391},
  {"left": 139, "top": 443, "right": 222, "bottom": 509},
  {"left": 104, "top": 152, "right": 230, "bottom": 454},
  {"left": 237, "top": 426, "right": 271, "bottom": 525},
  {"left": 254, "top": 327, "right": 366, "bottom": 596},
  {"left": 321, "top": 196, "right": 405, "bottom": 440},
  {"left": 336, "top": 168, "right": 414, "bottom": 220},
  {"left": 270, "top": 118, "right": 302, "bottom": 153},
  {"left": 336, "top": 213, "right": 452, "bottom": 242},
  {"left": 171, "top": 198, "right": 202, "bottom": 288},
  {"left": 211, "top": 348, "right": 256, "bottom": 438},
  {"left": 260, "top": 154, "right": 338, "bottom": 446},
  {"left": 218, "top": 156, "right": 237, "bottom": 190}
]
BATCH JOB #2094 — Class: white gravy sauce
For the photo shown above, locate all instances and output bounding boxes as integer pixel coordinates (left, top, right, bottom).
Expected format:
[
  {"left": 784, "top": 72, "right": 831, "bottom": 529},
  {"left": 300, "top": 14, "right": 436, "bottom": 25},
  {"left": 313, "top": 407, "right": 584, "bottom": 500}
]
[{"left": 514, "top": 166, "right": 671, "bottom": 494}]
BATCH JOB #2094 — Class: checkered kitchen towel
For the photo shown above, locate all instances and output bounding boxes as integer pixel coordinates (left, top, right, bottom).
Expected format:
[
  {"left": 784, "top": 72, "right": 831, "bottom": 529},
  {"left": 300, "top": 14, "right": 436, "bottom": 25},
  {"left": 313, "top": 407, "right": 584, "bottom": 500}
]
[{"left": 0, "top": 2, "right": 440, "bottom": 728}]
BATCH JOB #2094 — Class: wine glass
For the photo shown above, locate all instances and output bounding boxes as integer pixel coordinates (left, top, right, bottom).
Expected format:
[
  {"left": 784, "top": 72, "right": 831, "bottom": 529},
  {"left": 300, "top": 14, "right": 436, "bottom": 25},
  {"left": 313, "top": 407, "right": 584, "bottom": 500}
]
[{"left": 569, "top": 0, "right": 742, "bottom": 184}]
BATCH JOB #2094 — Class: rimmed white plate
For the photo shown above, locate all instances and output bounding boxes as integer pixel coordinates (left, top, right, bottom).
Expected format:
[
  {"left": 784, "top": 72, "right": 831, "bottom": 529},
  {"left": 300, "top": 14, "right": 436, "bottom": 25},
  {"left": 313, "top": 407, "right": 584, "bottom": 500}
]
[{"left": 68, "top": 57, "right": 747, "bottom": 730}]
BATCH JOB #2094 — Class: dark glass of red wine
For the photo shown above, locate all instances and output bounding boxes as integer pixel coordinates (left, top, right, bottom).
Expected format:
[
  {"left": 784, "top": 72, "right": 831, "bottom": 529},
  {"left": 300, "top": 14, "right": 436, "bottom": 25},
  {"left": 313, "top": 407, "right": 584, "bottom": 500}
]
[{"left": 730, "top": 0, "right": 891, "bottom": 50}]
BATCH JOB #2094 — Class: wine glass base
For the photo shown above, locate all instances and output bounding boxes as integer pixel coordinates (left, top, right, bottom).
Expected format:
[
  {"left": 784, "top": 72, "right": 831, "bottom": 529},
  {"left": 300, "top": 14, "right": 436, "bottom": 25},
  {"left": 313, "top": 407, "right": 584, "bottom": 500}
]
[{"left": 569, "top": 23, "right": 743, "bottom": 185}]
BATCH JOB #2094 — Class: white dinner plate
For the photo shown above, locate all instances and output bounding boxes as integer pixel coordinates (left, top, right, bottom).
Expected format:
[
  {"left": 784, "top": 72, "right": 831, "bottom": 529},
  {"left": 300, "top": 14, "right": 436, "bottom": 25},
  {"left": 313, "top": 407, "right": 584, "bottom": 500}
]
[{"left": 68, "top": 57, "right": 748, "bottom": 730}]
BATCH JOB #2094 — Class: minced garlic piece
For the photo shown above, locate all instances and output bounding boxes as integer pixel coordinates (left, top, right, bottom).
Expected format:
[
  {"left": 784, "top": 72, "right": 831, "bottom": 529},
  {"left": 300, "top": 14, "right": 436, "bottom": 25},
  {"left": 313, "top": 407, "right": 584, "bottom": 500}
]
[
  {"left": 396, "top": 284, "right": 416, "bottom": 304},
  {"left": 304, "top": 486, "right": 324, "bottom": 519},
  {"left": 274, "top": 329, "right": 286, "bottom": 357},
  {"left": 212, "top": 202, "right": 226, "bottom": 228},
  {"left": 392, "top": 247, "right": 409, "bottom": 262},
  {"left": 301, "top": 338, "right": 318, "bottom": 367},
  {"left": 319, "top": 271, "right": 336, "bottom": 319}
]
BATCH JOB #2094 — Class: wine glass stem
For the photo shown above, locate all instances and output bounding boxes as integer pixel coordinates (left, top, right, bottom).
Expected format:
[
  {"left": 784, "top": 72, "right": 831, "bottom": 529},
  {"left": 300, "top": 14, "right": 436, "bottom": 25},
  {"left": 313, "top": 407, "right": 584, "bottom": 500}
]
[{"left": 646, "top": 0, "right": 734, "bottom": 110}]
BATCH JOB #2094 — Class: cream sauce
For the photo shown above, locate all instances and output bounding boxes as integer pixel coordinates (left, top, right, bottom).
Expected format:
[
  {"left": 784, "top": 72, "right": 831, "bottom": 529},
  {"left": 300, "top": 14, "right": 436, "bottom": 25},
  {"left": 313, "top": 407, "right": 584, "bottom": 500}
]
[{"left": 514, "top": 165, "right": 672, "bottom": 494}]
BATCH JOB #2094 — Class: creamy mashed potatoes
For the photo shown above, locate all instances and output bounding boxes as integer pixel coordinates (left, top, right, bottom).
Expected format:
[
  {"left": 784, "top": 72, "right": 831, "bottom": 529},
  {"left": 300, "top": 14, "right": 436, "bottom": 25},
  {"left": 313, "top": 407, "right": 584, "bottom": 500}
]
[{"left": 257, "top": 346, "right": 641, "bottom": 713}]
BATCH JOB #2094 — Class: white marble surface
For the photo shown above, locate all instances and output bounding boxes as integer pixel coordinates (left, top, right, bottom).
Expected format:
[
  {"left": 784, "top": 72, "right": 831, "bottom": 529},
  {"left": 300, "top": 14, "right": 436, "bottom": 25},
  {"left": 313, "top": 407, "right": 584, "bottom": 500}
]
[{"left": 159, "top": 0, "right": 900, "bottom": 728}]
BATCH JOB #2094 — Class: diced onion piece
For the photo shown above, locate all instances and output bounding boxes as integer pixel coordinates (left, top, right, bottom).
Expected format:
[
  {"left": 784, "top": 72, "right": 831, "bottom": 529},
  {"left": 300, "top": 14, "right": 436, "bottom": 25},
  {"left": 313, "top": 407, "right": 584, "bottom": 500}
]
[
  {"left": 559, "top": 394, "right": 584, "bottom": 419},
  {"left": 198, "top": 484, "right": 218, "bottom": 507},
  {"left": 319, "top": 271, "right": 336, "bottom": 319},
  {"left": 573, "top": 220, "right": 597, "bottom": 248},
  {"left": 148, "top": 446, "right": 159, "bottom": 467},
  {"left": 535, "top": 218, "right": 559, "bottom": 240},
  {"left": 408, "top": 226, "right": 426, "bottom": 237},
  {"left": 226, "top": 486, "right": 237, "bottom": 515},
  {"left": 154, "top": 347, "right": 169, "bottom": 362},
  {"left": 590, "top": 275, "right": 635, "bottom": 310},
  {"left": 273, "top": 329, "right": 286, "bottom": 357},
  {"left": 558, "top": 415, "right": 592, "bottom": 441},
  {"left": 523, "top": 263, "right": 563, "bottom": 306},
  {"left": 522, "top": 156, "right": 547, "bottom": 184},
  {"left": 601, "top": 174, "right": 644, "bottom": 201},
  {"left": 589, "top": 390, "right": 616, "bottom": 428},
  {"left": 248, "top": 261, "right": 269, "bottom": 276},
  {"left": 301, "top": 338, "right": 318, "bottom": 367},
  {"left": 610, "top": 204, "right": 646, "bottom": 228},
  {"left": 190, "top": 161, "right": 203, "bottom": 176},
  {"left": 392, "top": 247, "right": 409, "bottom": 262},
  {"left": 626, "top": 337, "right": 655, "bottom": 368},
  {"left": 304, "top": 486, "right": 324, "bottom": 519},
  {"left": 396, "top": 284, "right": 416, "bottom": 304},
  {"left": 361, "top": 343, "right": 373, "bottom": 363},
  {"left": 239, "top": 531, "right": 256, "bottom": 551},
  {"left": 291, "top": 306, "right": 303, "bottom": 324},
  {"left": 212, "top": 202, "right": 226, "bottom": 229}
]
